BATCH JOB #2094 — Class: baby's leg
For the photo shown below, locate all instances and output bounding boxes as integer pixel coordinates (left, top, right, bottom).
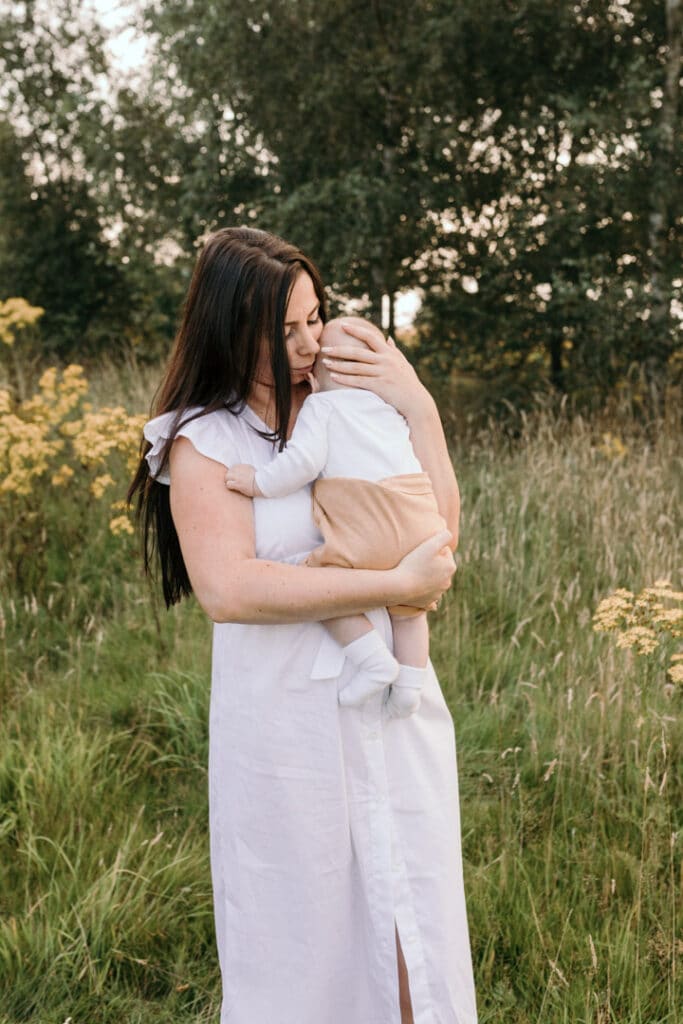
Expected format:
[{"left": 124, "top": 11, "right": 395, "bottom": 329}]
[
  {"left": 384, "top": 612, "right": 430, "bottom": 719},
  {"left": 322, "top": 614, "right": 399, "bottom": 707},
  {"left": 391, "top": 612, "right": 429, "bottom": 667}
]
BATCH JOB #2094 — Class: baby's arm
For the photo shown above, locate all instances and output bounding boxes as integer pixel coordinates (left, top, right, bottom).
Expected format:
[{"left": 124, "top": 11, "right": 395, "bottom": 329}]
[
  {"left": 225, "top": 463, "right": 262, "bottom": 497},
  {"left": 226, "top": 396, "right": 330, "bottom": 499}
]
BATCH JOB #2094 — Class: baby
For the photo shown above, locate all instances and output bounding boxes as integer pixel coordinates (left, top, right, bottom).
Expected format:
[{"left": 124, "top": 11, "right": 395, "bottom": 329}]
[{"left": 225, "top": 316, "right": 448, "bottom": 718}]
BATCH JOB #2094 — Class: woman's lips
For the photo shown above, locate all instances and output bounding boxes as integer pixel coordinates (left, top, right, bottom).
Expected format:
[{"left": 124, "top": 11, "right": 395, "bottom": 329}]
[{"left": 294, "top": 363, "right": 315, "bottom": 374}]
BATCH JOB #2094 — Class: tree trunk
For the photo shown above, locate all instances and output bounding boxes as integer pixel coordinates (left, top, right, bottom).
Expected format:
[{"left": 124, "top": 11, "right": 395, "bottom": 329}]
[
  {"left": 645, "top": 0, "right": 681, "bottom": 393},
  {"left": 388, "top": 292, "right": 395, "bottom": 338},
  {"left": 370, "top": 264, "right": 386, "bottom": 328},
  {"left": 549, "top": 335, "right": 565, "bottom": 392}
]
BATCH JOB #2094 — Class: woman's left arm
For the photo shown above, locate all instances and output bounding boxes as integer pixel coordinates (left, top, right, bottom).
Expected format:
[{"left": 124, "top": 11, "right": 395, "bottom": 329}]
[{"left": 320, "top": 324, "right": 460, "bottom": 550}]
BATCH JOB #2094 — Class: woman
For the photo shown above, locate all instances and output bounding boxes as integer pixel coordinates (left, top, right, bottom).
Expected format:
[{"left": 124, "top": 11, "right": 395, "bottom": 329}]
[{"left": 129, "top": 227, "right": 477, "bottom": 1024}]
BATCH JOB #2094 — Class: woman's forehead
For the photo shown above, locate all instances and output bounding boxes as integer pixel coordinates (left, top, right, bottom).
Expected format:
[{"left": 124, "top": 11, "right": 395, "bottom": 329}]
[{"left": 285, "top": 272, "right": 318, "bottom": 322}]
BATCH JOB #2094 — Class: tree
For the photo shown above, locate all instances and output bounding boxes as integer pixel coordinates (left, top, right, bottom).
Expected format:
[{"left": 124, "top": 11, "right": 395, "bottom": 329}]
[
  {"left": 144, "top": 0, "right": 681, "bottom": 398},
  {"left": 644, "top": 0, "right": 682, "bottom": 388},
  {"left": 416, "top": 0, "right": 682, "bottom": 398},
  {"left": 0, "top": 0, "right": 181, "bottom": 357},
  {"left": 143, "top": 0, "right": 463, "bottom": 326}
]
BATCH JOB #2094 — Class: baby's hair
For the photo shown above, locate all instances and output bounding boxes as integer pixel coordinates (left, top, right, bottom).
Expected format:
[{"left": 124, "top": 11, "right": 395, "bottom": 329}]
[{"left": 322, "top": 316, "right": 384, "bottom": 350}]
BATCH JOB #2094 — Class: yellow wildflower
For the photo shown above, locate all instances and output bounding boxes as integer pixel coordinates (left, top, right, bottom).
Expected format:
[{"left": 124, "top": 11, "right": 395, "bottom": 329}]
[
  {"left": 91, "top": 473, "right": 115, "bottom": 499},
  {"left": 594, "top": 580, "right": 682, "bottom": 680},
  {"left": 72, "top": 407, "right": 145, "bottom": 467},
  {"left": 592, "top": 590, "right": 634, "bottom": 631},
  {"left": 0, "top": 413, "right": 63, "bottom": 495},
  {"left": 616, "top": 626, "right": 659, "bottom": 656},
  {"left": 38, "top": 367, "right": 57, "bottom": 394},
  {"left": 667, "top": 663, "right": 683, "bottom": 685},
  {"left": 52, "top": 464, "right": 75, "bottom": 487},
  {"left": 109, "top": 514, "right": 134, "bottom": 536},
  {"left": 597, "top": 432, "right": 628, "bottom": 459},
  {"left": 59, "top": 421, "right": 81, "bottom": 438},
  {"left": 62, "top": 364, "right": 86, "bottom": 381},
  {"left": 0, "top": 297, "right": 45, "bottom": 345}
]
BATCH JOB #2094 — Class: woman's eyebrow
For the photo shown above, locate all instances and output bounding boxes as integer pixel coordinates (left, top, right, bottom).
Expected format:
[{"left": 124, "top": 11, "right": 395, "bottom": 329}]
[{"left": 285, "top": 303, "right": 319, "bottom": 326}]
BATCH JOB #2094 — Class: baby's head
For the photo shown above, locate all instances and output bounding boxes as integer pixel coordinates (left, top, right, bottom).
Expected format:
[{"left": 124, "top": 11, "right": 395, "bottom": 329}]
[{"left": 313, "top": 316, "right": 385, "bottom": 392}]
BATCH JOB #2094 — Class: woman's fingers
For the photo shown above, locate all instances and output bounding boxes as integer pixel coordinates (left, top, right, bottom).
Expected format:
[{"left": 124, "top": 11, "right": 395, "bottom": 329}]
[
  {"left": 320, "top": 344, "right": 380, "bottom": 364},
  {"left": 322, "top": 332, "right": 425, "bottom": 417},
  {"left": 329, "top": 372, "right": 377, "bottom": 388},
  {"left": 396, "top": 529, "right": 455, "bottom": 598},
  {"left": 421, "top": 529, "right": 455, "bottom": 558},
  {"left": 322, "top": 342, "right": 398, "bottom": 385}
]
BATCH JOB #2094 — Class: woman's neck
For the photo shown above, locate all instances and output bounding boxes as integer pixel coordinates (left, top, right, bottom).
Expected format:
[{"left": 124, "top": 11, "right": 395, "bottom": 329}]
[
  {"left": 247, "top": 380, "right": 309, "bottom": 434},
  {"left": 246, "top": 380, "right": 276, "bottom": 428}
]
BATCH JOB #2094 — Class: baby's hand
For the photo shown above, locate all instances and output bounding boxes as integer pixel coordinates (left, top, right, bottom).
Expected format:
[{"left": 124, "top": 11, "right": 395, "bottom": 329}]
[
  {"left": 306, "top": 370, "right": 320, "bottom": 394},
  {"left": 225, "top": 463, "right": 262, "bottom": 497}
]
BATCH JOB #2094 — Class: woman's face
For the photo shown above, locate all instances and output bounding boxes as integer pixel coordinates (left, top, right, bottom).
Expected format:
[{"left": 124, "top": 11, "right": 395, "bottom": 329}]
[
  {"left": 254, "top": 271, "right": 324, "bottom": 387},
  {"left": 284, "top": 271, "right": 324, "bottom": 382}
]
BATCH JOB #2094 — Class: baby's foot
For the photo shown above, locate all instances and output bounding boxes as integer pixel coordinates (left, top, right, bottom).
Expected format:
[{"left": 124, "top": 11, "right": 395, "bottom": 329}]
[
  {"left": 338, "top": 631, "right": 399, "bottom": 707},
  {"left": 383, "top": 665, "right": 429, "bottom": 719}
]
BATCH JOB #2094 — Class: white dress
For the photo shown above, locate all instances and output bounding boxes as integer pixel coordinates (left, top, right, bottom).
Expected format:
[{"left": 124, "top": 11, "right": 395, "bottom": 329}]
[{"left": 144, "top": 403, "right": 478, "bottom": 1024}]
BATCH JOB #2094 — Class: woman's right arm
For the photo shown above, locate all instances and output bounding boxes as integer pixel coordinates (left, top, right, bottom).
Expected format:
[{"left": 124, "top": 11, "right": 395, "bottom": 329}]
[{"left": 169, "top": 438, "right": 455, "bottom": 625}]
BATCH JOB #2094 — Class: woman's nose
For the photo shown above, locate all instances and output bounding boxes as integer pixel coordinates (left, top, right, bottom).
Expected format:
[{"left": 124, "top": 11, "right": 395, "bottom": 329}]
[{"left": 300, "top": 325, "right": 320, "bottom": 354}]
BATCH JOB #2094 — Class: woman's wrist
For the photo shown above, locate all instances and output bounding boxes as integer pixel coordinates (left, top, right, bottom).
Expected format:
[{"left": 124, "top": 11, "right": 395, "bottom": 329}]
[
  {"left": 383, "top": 564, "right": 411, "bottom": 607},
  {"left": 400, "top": 383, "right": 437, "bottom": 425}
]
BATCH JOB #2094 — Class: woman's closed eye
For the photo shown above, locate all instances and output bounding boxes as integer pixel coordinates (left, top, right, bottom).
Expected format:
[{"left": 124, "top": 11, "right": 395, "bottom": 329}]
[{"left": 285, "top": 312, "right": 321, "bottom": 340}]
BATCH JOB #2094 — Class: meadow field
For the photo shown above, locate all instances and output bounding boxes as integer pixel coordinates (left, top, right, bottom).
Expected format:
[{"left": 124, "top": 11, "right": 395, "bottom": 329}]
[{"left": 0, "top": 358, "right": 681, "bottom": 1023}]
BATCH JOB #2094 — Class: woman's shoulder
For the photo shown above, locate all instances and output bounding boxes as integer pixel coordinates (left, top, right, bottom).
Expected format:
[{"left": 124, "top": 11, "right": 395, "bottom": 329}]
[{"left": 144, "top": 404, "right": 251, "bottom": 484}]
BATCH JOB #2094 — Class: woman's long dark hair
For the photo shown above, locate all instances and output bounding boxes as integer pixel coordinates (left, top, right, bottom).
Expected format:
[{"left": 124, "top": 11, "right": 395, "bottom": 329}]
[{"left": 127, "top": 227, "right": 327, "bottom": 608}]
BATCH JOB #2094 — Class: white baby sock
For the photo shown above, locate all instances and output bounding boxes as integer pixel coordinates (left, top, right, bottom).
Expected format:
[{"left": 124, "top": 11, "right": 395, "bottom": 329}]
[
  {"left": 338, "top": 631, "right": 399, "bottom": 708},
  {"left": 383, "top": 664, "right": 429, "bottom": 719}
]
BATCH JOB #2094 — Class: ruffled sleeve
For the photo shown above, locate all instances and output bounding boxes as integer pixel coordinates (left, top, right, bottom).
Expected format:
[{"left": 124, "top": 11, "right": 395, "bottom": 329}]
[{"left": 143, "top": 407, "right": 242, "bottom": 485}]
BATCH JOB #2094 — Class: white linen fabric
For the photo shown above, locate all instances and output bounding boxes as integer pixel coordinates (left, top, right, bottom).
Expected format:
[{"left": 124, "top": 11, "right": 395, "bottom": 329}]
[
  {"left": 254, "top": 389, "right": 422, "bottom": 498},
  {"left": 144, "top": 403, "right": 478, "bottom": 1024}
]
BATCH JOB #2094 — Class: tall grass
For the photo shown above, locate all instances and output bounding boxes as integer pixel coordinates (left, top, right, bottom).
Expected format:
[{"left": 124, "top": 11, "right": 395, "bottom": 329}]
[
  {"left": 439, "top": 399, "right": 682, "bottom": 1023},
  {"left": 0, "top": 366, "right": 681, "bottom": 1023}
]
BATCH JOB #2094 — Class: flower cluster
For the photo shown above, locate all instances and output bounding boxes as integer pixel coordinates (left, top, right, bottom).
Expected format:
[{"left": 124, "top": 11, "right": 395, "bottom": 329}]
[
  {"left": 0, "top": 297, "right": 45, "bottom": 345},
  {"left": 596, "top": 431, "right": 628, "bottom": 460},
  {"left": 0, "top": 362, "right": 144, "bottom": 535},
  {"left": 593, "top": 580, "right": 683, "bottom": 684}
]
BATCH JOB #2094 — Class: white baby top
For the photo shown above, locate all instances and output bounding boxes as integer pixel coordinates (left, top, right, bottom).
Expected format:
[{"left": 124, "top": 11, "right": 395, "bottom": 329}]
[{"left": 254, "top": 389, "right": 422, "bottom": 498}]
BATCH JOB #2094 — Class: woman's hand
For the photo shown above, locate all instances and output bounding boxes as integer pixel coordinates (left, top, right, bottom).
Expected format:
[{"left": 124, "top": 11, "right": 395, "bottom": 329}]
[
  {"left": 394, "top": 529, "right": 456, "bottom": 609},
  {"left": 320, "top": 321, "right": 431, "bottom": 420}
]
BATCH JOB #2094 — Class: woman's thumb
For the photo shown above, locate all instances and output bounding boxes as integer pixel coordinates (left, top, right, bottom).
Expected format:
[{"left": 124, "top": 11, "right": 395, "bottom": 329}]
[{"left": 428, "top": 528, "right": 453, "bottom": 552}]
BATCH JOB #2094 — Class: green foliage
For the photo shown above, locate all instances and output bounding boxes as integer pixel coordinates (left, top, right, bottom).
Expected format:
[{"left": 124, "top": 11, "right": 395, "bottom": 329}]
[
  {"left": 140, "top": 0, "right": 681, "bottom": 397},
  {"left": 0, "top": 0, "right": 681, "bottom": 382},
  {"left": 414, "top": 0, "right": 682, "bottom": 398},
  {"left": 0, "top": 2, "right": 181, "bottom": 358}
]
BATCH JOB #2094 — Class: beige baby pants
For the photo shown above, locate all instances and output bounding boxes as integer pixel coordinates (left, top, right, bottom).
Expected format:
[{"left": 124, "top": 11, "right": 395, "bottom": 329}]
[{"left": 305, "top": 471, "right": 447, "bottom": 616}]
